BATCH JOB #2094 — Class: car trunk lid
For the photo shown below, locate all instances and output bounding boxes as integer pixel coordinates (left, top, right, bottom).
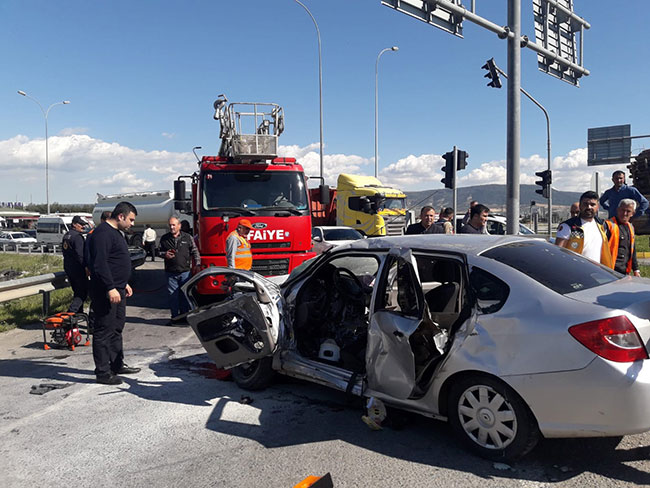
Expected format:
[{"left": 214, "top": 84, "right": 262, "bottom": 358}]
[{"left": 566, "top": 277, "right": 650, "bottom": 346}]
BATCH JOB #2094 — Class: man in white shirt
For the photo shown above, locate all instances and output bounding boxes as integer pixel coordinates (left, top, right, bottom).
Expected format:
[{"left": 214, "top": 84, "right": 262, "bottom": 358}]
[
  {"left": 555, "top": 191, "right": 612, "bottom": 266},
  {"left": 143, "top": 224, "right": 157, "bottom": 262}
]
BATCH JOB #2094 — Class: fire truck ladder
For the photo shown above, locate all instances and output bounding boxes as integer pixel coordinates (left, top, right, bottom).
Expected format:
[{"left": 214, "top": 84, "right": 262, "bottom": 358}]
[{"left": 213, "top": 94, "right": 284, "bottom": 161}]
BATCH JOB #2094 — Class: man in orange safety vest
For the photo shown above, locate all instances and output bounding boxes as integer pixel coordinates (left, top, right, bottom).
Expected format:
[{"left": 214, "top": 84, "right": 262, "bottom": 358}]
[{"left": 226, "top": 219, "right": 253, "bottom": 270}]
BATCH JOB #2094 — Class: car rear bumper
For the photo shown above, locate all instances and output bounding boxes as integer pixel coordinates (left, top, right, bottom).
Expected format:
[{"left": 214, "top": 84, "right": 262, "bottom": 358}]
[{"left": 504, "top": 357, "right": 650, "bottom": 438}]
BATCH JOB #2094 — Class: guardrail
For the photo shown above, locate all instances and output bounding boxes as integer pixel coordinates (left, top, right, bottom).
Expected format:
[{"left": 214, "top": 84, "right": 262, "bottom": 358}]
[
  {"left": 0, "top": 271, "right": 69, "bottom": 316},
  {"left": 0, "top": 247, "right": 147, "bottom": 316},
  {"left": 0, "top": 244, "right": 61, "bottom": 254}
]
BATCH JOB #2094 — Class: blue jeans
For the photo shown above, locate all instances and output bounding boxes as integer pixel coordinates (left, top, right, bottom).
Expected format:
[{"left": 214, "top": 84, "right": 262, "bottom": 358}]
[{"left": 166, "top": 271, "right": 191, "bottom": 318}]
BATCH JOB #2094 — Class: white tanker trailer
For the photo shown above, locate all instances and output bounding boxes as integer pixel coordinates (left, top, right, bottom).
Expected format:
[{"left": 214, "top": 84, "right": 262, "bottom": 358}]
[{"left": 93, "top": 190, "right": 190, "bottom": 246}]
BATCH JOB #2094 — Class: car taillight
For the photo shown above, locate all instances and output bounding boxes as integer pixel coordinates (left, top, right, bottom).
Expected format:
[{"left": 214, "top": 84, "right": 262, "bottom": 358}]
[{"left": 569, "top": 316, "right": 649, "bottom": 363}]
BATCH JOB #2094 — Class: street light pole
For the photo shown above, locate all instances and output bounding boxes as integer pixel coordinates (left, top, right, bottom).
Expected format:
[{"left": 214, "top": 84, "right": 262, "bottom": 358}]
[
  {"left": 375, "top": 46, "right": 399, "bottom": 178},
  {"left": 17, "top": 91, "right": 70, "bottom": 215},
  {"left": 294, "top": 0, "right": 324, "bottom": 181}
]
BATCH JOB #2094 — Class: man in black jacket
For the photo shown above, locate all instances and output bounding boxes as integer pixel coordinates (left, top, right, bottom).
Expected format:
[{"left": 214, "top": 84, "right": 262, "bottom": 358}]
[
  {"left": 62, "top": 215, "right": 89, "bottom": 313},
  {"left": 88, "top": 202, "right": 139, "bottom": 385},
  {"left": 160, "top": 216, "right": 201, "bottom": 322}
]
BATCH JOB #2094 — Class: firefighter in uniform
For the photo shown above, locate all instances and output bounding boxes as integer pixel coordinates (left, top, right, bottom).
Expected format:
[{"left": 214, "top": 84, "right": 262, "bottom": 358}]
[
  {"left": 226, "top": 219, "right": 253, "bottom": 270},
  {"left": 62, "top": 215, "right": 89, "bottom": 313}
]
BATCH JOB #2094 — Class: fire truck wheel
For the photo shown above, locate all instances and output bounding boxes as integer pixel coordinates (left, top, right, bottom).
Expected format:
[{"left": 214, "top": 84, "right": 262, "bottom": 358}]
[{"left": 231, "top": 357, "right": 274, "bottom": 391}]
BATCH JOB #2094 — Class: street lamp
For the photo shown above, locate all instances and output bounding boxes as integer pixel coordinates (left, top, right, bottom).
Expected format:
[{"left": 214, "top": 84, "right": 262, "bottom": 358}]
[
  {"left": 294, "top": 0, "right": 324, "bottom": 181},
  {"left": 17, "top": 90, "right": 70, "bottom": 215},
  {"left": 375, "top": 46, "right": 398, "bottom": 178}
]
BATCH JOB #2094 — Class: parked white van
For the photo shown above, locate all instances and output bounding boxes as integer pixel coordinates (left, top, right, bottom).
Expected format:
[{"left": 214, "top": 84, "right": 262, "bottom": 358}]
[{"left": 36, "top": 214, "right": 93, "bottom": 248}]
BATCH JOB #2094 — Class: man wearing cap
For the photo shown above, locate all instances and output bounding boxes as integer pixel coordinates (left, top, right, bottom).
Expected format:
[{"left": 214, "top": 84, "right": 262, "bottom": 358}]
[
  {"left": 160, "top": 216, "right": 201, "bottom": 322},
  {"left": 226, "top": 219, "right": 253, "bottom": 270},
  {"left": 62, "top": 215, "right": 89, "bottom": 313}
]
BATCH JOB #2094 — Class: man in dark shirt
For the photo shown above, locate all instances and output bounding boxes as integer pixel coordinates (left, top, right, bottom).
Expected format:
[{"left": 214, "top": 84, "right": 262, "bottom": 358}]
[
  {"left": 460, "top": 204, "right": 490, "bottom": 234},
  {"left": 405, "top": 206, "right": 436, "bottom": 234},
  {"left": 62, "top": 215, "right": 89, "bottom": 313},
  {"left": 159, "top": 216, "right": 201, "bottom": 322},
  {"left": 88, "top": 202, "right": 139, "bottom": 385},
  {"left": 605, "top": 199, "right": 641, "bottom": 276}
]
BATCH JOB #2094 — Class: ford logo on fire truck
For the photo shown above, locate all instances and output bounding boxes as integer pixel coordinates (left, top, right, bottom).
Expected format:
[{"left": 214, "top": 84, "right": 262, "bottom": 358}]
[{"left": 252, "top": 223, "right": 267, "bottom": 229}]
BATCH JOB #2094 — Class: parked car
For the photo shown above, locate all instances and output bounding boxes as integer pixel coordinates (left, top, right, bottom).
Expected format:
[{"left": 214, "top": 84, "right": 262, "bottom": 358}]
[
  {"left": 0, "top": 231, "right": 38, "bottom": 246},
  {"left": 311, "top": 226, "right": 364, "bottom": 254},
  {"left": 182, "top": 235, "right": 650, "bottom": 460}
]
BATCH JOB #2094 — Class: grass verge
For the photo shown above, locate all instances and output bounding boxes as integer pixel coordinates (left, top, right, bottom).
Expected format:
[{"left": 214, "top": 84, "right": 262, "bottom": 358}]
[{"left": 0, "top": 254, "right": 74, "bottom": 333}]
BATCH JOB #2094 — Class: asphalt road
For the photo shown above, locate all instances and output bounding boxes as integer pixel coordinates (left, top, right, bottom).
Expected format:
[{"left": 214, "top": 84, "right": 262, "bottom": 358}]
[{"left": 1, "top": 261, "right": 649, "bottom": 487}]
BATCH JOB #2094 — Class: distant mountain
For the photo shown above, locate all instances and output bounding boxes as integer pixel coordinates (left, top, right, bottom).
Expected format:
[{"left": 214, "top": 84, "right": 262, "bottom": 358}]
[{"left": 404, "top": 184, "right": 582, "bottom": 213}]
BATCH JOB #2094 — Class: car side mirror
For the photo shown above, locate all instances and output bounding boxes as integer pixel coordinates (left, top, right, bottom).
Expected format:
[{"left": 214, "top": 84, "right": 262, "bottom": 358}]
[{"left": 313, "top": 236, "right": 322, "bottom": 242}]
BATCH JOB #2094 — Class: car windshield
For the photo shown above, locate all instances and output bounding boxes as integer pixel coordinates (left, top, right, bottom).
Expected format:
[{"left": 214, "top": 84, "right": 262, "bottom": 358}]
[
  {"left": 380, "top": 198, "right": 405, "bottom": 210},
  {"left": 481, "top": 240, "right": 620, "bottom": 295},
  {"left": 518, "top": 224, "right": 534, "bottom": 235},
  {"left": 323, "top": 228, "right": 362, "bottom": 241},
  {"left": 11, "top": 233, "right": 28, "bottom": 238},
  {"left": 202, "top": 170, "right": 308, "bottom": 211}
]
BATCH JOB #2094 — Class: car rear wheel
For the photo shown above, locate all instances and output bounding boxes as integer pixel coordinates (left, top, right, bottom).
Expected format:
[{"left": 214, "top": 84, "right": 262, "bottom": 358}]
[
  {"left": 231, "top": 357, "right": 275, "bottom": 391},
  {"left": 448, "top": 375, "right": 540, "bottom": 461}
]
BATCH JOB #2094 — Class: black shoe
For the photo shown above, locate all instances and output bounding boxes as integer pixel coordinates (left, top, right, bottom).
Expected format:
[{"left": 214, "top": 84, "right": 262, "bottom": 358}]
[
  {"left": 96, "top": 374, "right": 123, "bottom": 385},
  {"left": 114, "top": 365, "right": 141, "bottom": 375}
]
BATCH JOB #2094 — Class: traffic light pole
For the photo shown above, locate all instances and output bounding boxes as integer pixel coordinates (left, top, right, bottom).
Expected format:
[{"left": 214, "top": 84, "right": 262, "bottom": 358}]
[
  {"left": 492, "top": 63, "right": 552, "bottom": 238},
  {"left": 506, "top": 0, "right": 521, "bottom": 235},
  {"left": 452, "top": 146, "right": 458, "bottom": 222}
]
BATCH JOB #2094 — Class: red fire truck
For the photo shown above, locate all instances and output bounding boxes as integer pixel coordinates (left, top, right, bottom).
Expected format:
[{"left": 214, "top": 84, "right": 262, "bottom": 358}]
[{"left": 174, "top": 95, "right": 315, "bottom": 297}]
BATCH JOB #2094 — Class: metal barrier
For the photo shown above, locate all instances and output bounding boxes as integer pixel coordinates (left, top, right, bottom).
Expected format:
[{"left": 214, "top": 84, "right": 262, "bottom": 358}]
[
  {"left": 0, "top": 248, "right": 146, "bottom": 316},
  {"left": 0, "top": 271, "right": 70, "bottom": 317},
  {"left": 0, "top": 244, "right": 60, "bottom": 254}
]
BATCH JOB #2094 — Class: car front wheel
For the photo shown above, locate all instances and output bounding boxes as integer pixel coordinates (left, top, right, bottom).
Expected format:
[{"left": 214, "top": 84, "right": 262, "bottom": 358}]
[
  {"left": 448, "top": 375, "right": 540, "bottom": 461},
  {"left": 231, "top": 357, "right": 275, "bottom": 391}
]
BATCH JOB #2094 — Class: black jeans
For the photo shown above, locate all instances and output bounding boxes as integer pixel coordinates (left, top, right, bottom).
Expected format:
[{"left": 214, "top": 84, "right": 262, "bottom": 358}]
[
  {"left": 144, "top": 241, "right": 156, "bottom": 261},
  {"left": 91, "top": 288, "right": 126, "bottom": 378},
  {"left": 65, "top": 267, "right": 88, "bottom": 314}
]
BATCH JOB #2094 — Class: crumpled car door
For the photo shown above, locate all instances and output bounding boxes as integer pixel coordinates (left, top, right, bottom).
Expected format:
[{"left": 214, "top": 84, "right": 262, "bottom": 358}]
[
  {"left": 181, "top": 267, "right": 281, "bottom": 370},
  {"left": 366, "top": 248, "right": 425, "bottom": 399}
]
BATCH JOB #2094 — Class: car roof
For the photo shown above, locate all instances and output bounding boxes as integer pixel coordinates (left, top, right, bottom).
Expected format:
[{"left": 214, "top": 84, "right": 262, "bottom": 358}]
[
  {"left": 314, "top": 226, "right": 358, "bottom": 231},
  {"left": 340, "top": 234, "right": 540, "bottom": 255}
]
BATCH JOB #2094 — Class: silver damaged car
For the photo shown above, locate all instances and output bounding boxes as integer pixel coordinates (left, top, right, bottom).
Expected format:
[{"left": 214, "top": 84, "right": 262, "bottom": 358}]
[{"left": 182, "top": 235, "right": 650, "bottom": 460}]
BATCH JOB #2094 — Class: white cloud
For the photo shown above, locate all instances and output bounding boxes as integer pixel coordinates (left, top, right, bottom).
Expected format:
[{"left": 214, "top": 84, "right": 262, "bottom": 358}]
[
  {"left": 60, "top": 127, "right": 89, "bottom": 136},
  {"left": 278, "top": 144, "right": 370, "bottom": 185},
  {"left": 0, "top": 133, "right": 195, "bottom": 203},
  {"left": 161, "top": 132, "right": 176, "bottom": 139},
  {"left": 0, "top": 133, "right": 630, "bottom": 205}
]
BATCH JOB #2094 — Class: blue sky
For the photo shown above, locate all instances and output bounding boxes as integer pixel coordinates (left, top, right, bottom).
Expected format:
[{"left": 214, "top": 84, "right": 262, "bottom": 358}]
[{"left": 1, "top": 0, "right": 648, "bottom": 204}]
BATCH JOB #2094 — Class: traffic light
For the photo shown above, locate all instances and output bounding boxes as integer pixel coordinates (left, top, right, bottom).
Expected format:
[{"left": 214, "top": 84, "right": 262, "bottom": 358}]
[
  {"left": 535, "top": 170, "right": 552, "bottom": 199},
  {"left": 482, "top": 58, "right": 502, "bottom": 89},
  {"left": 441, "top": 151, "right": 454, "bottom": 189},
  {"left": 457, "top": 150, "right": 468, "bottom": 170}
]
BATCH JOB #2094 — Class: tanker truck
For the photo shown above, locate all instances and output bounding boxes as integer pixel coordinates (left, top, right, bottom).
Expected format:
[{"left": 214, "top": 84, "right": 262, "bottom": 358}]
[{"left": 93, "top": 190, "right": 191, "bottom": 246}]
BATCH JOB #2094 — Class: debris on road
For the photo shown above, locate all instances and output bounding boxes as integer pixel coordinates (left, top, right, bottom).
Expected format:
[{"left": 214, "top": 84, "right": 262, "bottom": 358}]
[{"left": 29, "top": 382, "right": 73, "bottom": 395}]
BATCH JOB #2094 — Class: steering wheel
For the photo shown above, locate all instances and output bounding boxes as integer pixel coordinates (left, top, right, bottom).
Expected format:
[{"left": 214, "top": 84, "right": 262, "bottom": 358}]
[{"left": 332, "top": 267, "right": 364, "bottom": 298}]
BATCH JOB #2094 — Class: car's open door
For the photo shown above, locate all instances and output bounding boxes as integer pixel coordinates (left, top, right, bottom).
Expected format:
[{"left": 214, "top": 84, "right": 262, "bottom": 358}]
[
  {"left": 366, "top": 248, "right": 426, "bottom": 399},
  {"left": 181, "top": 267, "right": 281, "bottom": 370}
]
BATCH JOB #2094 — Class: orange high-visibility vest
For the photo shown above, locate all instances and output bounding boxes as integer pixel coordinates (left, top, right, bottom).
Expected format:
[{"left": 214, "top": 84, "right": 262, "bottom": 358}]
[
  {"left": 563, "top": 217, "right": 613, "bottom": 268},
  {"left": 606, "top": 217, "right": 636, "bottom": 274},
  {"left": 228, "top": 231, "right": 252, "bottom": 270}
]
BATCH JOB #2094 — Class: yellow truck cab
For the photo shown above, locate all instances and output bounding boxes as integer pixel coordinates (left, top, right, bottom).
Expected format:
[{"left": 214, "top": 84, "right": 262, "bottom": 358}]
[{"left": 335, "top": 174, "right": 407, "bottom": 236}]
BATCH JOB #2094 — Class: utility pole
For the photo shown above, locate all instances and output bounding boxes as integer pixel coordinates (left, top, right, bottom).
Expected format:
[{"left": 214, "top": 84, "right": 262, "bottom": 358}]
[{"left": 505, "top": 0, "right": 521, "bottom": 235}]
